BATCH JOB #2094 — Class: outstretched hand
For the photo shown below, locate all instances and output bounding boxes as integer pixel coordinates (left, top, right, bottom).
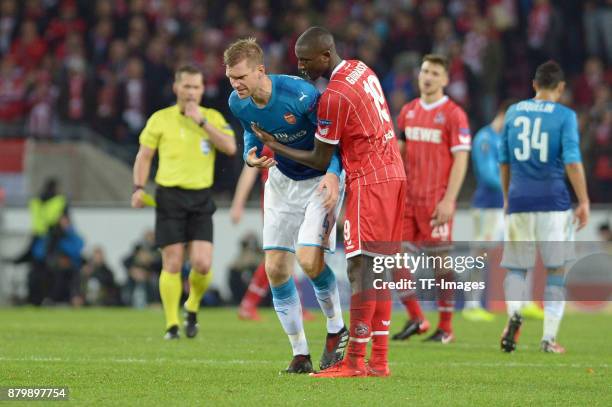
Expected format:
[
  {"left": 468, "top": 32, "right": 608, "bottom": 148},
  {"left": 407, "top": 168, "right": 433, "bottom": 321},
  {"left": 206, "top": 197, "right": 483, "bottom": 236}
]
[
  {"left": 245, "top": 146, "right": 277, "bottom": 168},
  {"left": 251, "top": 123, "right": 276, "bottom": 145}
]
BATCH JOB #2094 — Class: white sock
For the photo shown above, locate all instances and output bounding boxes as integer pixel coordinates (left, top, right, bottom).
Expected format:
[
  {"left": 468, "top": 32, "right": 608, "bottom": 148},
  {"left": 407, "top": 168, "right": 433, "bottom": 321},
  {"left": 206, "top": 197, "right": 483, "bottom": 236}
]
[
  {"left": 543, "top": 275, "right": 566, "bottom": 342},
  {"left": 310, "top": 265, "right": 344, "bottom": 333},
  {"left": 504, "top": 269, "right": 527, "bottom": 317},
  {"left": 271, "top": 279, "right": 308, "bottom": 356}
]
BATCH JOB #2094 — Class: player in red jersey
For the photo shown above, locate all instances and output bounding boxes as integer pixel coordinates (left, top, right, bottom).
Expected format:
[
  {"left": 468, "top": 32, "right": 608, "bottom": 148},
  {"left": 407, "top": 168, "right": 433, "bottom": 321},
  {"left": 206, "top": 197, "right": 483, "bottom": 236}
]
[
  {"left": 392, "top": 54, "right": 471, "bottom": 344},
  {"left": 251, "top": 26, "right": 406, "bottom": 377}
]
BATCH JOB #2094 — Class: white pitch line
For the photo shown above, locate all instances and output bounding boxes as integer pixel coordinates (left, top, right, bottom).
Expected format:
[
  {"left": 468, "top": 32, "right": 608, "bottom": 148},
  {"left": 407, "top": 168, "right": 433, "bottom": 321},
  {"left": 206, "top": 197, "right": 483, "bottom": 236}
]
[{"left": 0, "top": 356, "right": 608, "bottom": 369}]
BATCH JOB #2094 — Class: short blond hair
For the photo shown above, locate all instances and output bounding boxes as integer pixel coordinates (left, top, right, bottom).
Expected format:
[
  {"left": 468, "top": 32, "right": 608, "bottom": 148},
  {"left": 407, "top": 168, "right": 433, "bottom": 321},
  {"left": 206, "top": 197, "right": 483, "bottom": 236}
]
[
  {"left": 223, "top": 37, "right": 264, "bottom": 67},
  {"left": 174, "top": 64, "right": 202, "bottom": 82}
]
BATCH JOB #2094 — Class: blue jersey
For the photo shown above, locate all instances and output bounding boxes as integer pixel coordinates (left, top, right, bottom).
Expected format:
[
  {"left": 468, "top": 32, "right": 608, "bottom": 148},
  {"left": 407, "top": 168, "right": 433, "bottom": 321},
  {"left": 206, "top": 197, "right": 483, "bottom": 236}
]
[
  {"left": 499, "top": 99, "right": 582, "bottom": 214},
  {"left": 471, "top": 125, "right": 504, "bottom": 209},
  {"left": 228, "top": 74, "right": 341, "bottom": 181}
]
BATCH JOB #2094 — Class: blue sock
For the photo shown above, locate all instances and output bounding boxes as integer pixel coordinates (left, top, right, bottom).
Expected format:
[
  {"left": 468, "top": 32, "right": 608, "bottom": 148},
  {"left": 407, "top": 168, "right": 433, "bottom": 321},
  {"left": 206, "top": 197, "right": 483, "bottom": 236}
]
[
  {"left": 271, "top": 279, "right": 308, "bottom": 355},
  {"left": 310, "top": 264, "right": 344, "bottom": 333}
]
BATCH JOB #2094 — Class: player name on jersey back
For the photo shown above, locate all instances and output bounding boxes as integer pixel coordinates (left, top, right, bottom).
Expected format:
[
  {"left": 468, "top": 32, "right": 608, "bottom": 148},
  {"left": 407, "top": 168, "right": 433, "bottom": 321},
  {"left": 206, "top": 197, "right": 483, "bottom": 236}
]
[
  {"left": 315, "top": 60, "right": 405, "bottom": 187},
  {"left": 500, "top": 98, "right": 582, "bottom": 213},
  {"left": 515, "top": 100, "right": 556, "bottom": 113}
]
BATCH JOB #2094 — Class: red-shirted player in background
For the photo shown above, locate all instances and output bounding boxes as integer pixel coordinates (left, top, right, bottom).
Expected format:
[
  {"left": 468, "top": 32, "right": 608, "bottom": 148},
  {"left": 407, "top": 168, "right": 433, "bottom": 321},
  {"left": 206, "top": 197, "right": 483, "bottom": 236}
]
[
  {"left": 392, "top": 54, "right": 471, "bottom": 344},
  {"left": 252, "top": 26, "right": 406, "bottom": 378}
]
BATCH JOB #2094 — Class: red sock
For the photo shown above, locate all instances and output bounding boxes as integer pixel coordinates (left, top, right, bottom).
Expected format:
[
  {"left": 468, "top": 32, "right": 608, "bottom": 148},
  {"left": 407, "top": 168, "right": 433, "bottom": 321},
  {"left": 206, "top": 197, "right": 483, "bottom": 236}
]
[
  {"left": 370, "top": 289, "right": 392, "bottom": 367},
  {"left": 395, "top": 268, "right": 424, "bottom": 321},
  {"left": 347, "top": 291, "right": 375, "bottom": 367},
  {"left": 436, "top": 273, "right": 454, "bottom": 333},
  {"left": 240, "top": 262, "right": 268, "bottom": 308}
]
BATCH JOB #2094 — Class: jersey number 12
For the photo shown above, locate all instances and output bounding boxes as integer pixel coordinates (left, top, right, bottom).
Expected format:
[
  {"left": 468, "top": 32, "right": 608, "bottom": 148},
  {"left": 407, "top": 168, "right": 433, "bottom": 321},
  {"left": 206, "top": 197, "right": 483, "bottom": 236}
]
[{"left": 513, "top": 116, "right": 549, "bottom": 162}]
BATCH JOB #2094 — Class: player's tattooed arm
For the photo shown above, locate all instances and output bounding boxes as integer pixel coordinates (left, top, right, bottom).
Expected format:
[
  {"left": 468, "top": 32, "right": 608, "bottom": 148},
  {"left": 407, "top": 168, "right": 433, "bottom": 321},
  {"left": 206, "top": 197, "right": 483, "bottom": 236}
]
[{"left": 251, "top": 124, "right": 335, "bottom": 171}]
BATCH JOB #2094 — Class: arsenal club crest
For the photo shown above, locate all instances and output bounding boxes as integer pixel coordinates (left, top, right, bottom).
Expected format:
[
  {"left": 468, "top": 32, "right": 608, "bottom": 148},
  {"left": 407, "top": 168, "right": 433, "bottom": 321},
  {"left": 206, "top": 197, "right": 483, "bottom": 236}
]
[{"left": 284, "top": 112, "right": 296, "bottom": 124}]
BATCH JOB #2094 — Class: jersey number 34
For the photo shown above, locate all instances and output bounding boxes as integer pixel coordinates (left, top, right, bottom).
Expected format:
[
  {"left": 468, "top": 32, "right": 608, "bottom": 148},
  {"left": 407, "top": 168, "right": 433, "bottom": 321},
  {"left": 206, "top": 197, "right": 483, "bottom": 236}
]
[{"left": 513, "top": 116, "right": 549, "bottom": 162}]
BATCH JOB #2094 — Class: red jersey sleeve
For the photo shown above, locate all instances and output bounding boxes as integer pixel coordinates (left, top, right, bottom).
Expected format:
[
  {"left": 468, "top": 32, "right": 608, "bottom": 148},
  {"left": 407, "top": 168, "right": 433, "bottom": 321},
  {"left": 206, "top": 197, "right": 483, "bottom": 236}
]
[
  {"left": 315, "top": 90, "right": 348, "bottom": 145},
  {"left": 448, "top": 106, "right": 471, "bottom": 153}
]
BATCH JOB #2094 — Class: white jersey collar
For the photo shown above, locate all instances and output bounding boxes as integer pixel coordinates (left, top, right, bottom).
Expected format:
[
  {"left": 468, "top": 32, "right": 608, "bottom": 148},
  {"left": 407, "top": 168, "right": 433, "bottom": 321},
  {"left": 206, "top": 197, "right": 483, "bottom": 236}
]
[
  {"left": 330, "top": 60, "right": 347, "bottom": 80},
  {"left": 419, "top": 95, "right": 449, "bottom": 111}
]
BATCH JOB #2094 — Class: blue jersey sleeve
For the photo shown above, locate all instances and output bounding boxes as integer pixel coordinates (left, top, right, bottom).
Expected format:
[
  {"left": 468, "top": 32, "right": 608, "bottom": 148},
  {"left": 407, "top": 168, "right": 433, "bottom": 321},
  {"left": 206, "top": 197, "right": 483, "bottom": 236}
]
[
  {"left": 240, "top": 118, "right": 263, "bottom": 162},
  {"left": 228, "top": 92, "right": 263, "bottom": 163},
  {"left": 326, "top": 149, "right": 342, "bottom": 177},
  {"left": 473, "top": 131, "right": 501, "bottom": 190},
  {"left": 561, "top": 110, "right": 581, "bottom": 164}
]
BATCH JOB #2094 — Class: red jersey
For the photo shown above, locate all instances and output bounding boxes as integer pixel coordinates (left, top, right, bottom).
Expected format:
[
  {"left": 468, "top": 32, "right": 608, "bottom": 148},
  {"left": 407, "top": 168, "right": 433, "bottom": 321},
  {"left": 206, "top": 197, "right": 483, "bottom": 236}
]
[
  {"left": 397, "top": 96, "right": 471, "bottom": 207},
  {"left": 315, "top": 60, "right": 405, "bottom": 187}
]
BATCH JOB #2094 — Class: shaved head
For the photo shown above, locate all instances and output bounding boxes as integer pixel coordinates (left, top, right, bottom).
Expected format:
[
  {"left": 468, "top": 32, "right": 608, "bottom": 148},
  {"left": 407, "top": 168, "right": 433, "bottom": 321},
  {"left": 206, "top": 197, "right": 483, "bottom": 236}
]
[
  {"left": 296, "top": 26, "right": 336, "bottom": 54},
  {"left": 295, "top": 26, "right": 340, "bottom": 81}
]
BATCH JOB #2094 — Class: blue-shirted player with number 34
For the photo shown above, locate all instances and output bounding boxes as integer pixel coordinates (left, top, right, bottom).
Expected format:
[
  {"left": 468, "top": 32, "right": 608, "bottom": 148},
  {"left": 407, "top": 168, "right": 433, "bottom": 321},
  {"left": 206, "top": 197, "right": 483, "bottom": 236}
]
[{"left": 499, "top": 60, "right": 590, "bottom": 354}]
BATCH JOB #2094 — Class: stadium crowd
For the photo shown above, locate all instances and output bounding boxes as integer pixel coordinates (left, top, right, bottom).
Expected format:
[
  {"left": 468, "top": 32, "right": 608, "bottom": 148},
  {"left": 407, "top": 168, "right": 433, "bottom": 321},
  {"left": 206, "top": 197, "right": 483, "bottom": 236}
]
[{"left": 0, "top": 0, "right": 610, "bottom": 201}]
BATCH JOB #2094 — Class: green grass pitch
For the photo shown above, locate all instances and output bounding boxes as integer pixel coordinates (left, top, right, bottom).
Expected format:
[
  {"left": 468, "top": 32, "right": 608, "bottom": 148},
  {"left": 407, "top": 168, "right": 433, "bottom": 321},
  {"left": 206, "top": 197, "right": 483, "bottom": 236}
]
[{"left": 1, "top": 307, "right": 610, "bottom": 406}]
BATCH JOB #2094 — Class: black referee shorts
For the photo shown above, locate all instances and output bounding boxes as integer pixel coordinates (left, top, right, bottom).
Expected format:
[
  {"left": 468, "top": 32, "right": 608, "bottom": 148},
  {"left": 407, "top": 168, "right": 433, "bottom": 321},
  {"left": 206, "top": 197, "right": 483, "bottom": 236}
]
[{"left": 154, "top": 186, "right": 216, "bottom": 248}]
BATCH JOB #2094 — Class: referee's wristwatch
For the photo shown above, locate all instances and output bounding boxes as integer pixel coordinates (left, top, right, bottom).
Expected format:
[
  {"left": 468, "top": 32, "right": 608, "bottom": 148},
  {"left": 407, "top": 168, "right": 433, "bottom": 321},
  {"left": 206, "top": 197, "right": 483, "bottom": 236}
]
[{"left": 198, "top": 117, "right": 208, "bottom": 127}]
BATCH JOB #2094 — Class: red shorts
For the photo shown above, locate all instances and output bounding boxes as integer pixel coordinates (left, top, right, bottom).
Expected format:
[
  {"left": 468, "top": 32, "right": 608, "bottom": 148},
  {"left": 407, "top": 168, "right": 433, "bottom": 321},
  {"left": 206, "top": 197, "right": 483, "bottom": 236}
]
[
  {"left": 402, "top": 204, "right": 453, "bottom": 244},
  {"left": 343, "top": 180, "right": 406, "bottom": 258}
]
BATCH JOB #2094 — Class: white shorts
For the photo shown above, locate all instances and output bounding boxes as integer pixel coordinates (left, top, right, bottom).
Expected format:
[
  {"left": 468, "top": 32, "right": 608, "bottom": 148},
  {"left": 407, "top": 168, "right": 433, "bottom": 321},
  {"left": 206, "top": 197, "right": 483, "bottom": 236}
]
[
  {"left": 263, "top": 166, "right": 345, "bottom": 253},
  {"left": 472, "top": 208, "right": 504, "bottom": 242},
  {"left": 501, "top": 210, "right": 575, "bottom": 270}
]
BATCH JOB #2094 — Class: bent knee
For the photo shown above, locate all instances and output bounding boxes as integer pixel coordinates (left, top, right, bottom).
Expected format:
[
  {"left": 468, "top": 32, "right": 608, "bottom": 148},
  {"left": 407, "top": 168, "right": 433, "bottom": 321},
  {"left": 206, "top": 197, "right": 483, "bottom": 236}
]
[
  {"left": 191, "top": 257, "right": 212, "bottom": 274},
  {"left": 265, "top": 260, "right": 291, "bottom": 285},
  {"left": 297, "top": 255, "right": 324, "bottom": 278}
]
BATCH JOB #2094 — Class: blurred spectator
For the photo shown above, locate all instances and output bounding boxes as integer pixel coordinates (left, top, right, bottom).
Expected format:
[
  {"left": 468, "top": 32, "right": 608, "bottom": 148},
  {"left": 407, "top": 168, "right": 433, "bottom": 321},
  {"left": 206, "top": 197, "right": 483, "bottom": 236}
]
[
  {"left": 43, "top": 214, "right": 84, "bottom": 305},
  {"left": 0, "top": 0, "right": 18, "bottom": 55},
  {"left": 44, "top": 0, "right": 86, "bottom": 49},
  {"left": 0, "top": 54, "right": 28, "bottom": 123},
  {"left": 26, "top": 68, "right": 58, "bottom": 137},
  {"left": 116, "top": 56, "right": 147, "bottom": 143},
  {"left": 88, "top": 17, "right": 114, "bottom": 67},
  {"left": 56, "top": 51, "right": 93, "bottom": 124},
  {"left": 77, "top": 246, "right": 121, "bottom": 306},
  {"left": 583, "top": 0, "right": 612, "bottom": 65},
  {"left": 228, "top": 232, "right": 265, "bottom": 305},
  {"left": 573, "top": 57, "right": 612, "bottom": 109},
  {"left": 9, "top": 19, "right": 47, "bottom": 72},
  {"left": 11, "top": 178, "right": 68, "bottom": 305},
  {"left": 122, "top": 229, "right": 161, "bottom": 308},
  {"left": 143, "top": 36, "right": 172, "bottom": 114},
  {"left": 526, "top": 0, "right": 562, "bottom": 70}
]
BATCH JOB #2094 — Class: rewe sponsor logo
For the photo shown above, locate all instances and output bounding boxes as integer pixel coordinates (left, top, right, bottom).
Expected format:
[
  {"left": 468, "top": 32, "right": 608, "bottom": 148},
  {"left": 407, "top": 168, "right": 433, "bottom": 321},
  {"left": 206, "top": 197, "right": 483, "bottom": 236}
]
[{"left": 404, "top": 127, "right": 442, "bottom": 143}]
